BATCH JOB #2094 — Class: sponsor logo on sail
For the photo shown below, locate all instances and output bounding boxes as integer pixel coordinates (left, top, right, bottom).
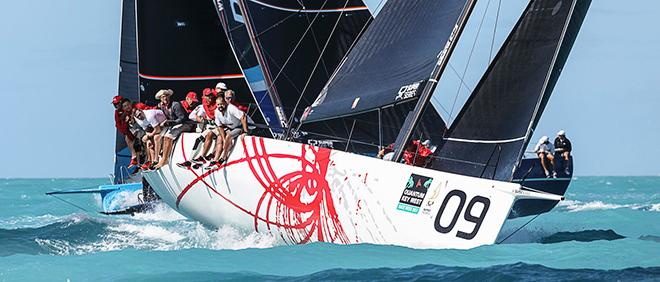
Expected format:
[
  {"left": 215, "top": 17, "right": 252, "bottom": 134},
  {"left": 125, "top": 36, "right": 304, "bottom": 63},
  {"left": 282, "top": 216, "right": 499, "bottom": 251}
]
[{"left": 395, "top": 82, "right": 421, "bottom": 101}]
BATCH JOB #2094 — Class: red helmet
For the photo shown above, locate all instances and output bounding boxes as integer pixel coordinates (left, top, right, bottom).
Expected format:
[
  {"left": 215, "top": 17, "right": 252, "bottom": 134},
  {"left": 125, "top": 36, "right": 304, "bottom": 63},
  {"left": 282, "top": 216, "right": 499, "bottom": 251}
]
[{"left": 112, "top": 95, "right": 123, "bottom": 105}]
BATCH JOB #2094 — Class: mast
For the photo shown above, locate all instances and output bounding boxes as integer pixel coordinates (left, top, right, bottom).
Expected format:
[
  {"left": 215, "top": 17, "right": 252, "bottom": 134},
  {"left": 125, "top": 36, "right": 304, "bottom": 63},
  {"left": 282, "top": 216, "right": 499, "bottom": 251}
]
[{"left": 391, "top": 0, "right": 477, "bottom": 162}]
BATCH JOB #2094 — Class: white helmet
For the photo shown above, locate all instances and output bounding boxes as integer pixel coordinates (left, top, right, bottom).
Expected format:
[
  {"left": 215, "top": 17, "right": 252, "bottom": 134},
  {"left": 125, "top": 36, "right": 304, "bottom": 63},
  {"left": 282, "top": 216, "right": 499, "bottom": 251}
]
[{"left": 557, "top": 130, "right": 566, "bottom": 136}]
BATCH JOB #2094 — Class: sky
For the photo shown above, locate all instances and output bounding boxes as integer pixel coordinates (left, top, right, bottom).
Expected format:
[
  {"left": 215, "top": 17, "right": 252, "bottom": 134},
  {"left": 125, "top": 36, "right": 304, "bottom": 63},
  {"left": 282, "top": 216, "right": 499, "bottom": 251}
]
[{"left": 0, "top": 0, "right": 658, "bottom": 178}]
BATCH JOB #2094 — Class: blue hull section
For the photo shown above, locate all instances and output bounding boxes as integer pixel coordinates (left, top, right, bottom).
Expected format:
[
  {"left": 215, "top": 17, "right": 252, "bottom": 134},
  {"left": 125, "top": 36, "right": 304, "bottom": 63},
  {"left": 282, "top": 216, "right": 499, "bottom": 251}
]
[
  {"left": 509, "top": 156, "right": 573, "bottom": 218},
  {"left": 99, "top": 183, "right": 144, "bottom": 213}
]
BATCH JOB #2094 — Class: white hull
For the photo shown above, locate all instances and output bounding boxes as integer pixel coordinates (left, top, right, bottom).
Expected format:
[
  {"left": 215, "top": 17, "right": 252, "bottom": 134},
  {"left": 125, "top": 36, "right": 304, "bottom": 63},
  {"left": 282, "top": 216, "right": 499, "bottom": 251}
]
[{"left": 144, "top": 134, "right": 561, "bottom": 249}]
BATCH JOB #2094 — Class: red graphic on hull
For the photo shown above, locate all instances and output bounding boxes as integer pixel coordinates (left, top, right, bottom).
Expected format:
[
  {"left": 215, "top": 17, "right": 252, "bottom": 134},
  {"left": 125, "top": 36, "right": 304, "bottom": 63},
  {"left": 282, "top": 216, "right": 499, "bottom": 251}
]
[{"left": 175, "top": 135, "right": 350, "bottom": 244}]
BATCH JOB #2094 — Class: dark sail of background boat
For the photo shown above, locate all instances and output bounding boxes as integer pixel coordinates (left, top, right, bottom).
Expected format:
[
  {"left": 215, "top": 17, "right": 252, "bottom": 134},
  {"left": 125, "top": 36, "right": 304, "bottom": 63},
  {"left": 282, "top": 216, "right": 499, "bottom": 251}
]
[
  {"left": 238, "top": 0, "right": 372, "bottom": 127},
  {"left": 114, "top": 0, "right": 139, "bottom": 183},
  {"left": 433, "top": 0, "right": 592, "bottom": 181},
  {"left": 214, "top": 0, "right": 281, "bottom": 129}
]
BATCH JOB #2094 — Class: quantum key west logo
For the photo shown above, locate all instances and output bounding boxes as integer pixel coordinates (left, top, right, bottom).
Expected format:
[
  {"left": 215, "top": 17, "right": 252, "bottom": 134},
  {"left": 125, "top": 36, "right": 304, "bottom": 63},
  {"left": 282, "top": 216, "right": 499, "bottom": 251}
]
[{"left": 397, "top": 174, "right": 433, "bottom": 214}]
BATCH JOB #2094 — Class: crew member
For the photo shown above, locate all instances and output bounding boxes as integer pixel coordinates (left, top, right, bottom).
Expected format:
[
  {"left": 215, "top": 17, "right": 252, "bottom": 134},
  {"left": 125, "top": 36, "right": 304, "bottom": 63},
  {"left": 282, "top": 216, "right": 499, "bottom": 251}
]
[
  {"left": 154, "top": 89, "right": 196, "bottom": 169},
  {"left": 554, "top": 130, "right": 572, "bottom": 175},
  {"left": 112, "top": 95, "right": 138, "bottom": 168},
  {"left": 133, "top": 107, "right": 166, "bottom": 170},
  {"left": 403, "top": 140, "right": 433, "bottom": 167},
  {"left": 534, "top": 136, "right": 556, "bottom": 178},
  {"left": 207, "top": 93, "right": 249, "bottom": 169},
  {"left": 178, "top": 88, "right": 218, "bottom": 168}
]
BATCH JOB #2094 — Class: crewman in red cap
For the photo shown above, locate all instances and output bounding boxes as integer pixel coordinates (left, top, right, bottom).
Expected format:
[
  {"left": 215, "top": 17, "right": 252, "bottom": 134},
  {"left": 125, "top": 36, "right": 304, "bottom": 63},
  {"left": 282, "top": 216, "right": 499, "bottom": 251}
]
[
  {"left": 112, "top": 95, "right": 138, "bottom": 168},
  {"left": 181, "top": 91, "right": 199, "bottom": 114},
  {"left": 177, "top": 88, "right": 219, "bottom": 168}
]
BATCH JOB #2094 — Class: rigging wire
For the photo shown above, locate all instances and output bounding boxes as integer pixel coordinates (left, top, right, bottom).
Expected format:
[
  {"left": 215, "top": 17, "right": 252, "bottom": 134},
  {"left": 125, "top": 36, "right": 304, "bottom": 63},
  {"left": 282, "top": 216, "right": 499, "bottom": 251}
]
[
  {"left": 252, "top": 0, "right": 330, "bottom": 106},
  {"left": 447, "top": 0, "right": 493, "bottom": 123},
  {"left": 285, "top": 0, "right": 353, "bottom": 132},
  {"left": 47, "top": 194, "right": 90, "bottom": 213},
  {"left": 496, "top": 213, "right": 541, "bottom": 244},
  {"left": 489, "top": 0, "right": 502, "bottom": 62}
]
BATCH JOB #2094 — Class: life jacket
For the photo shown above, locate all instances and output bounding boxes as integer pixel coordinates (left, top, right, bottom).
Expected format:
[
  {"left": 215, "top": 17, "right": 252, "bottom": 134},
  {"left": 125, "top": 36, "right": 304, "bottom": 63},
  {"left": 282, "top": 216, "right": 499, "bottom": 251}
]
[
  {"left": 114, "top": 109, "right": 130, "bottom": 135},
  {"left": 180, "top": 100, "right": 195, "bottom": 114},
  {"left": 403, "top": 140, "right": 433, "bottom": 167},
  {"left": 202, "top": 97, "right": 217, "bottom": 120}
]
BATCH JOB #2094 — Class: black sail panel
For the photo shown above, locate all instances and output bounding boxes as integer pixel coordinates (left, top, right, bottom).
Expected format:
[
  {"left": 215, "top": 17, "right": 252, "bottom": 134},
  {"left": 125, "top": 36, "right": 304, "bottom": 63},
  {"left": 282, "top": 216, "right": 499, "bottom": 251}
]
[
  {"left": 114, "top": 0, "right": 139, "bottom": 182},
  {"left": 239, "top": 0, "right": 372, "bottom": 124},
  {"left": 305, "top": 0, "right": 470, "bottom": 123},
  {"left": 215, "top": 0, "right": 282, "bottom": 129},
  {"left": 136, "top": 0, "right": 267, "bottom": 130},
  {"left": 300, "top": 101, "right": 446, "bottom": 156},
  {"left": 433, "top": 0, "right": 591, "bottom": 181}
]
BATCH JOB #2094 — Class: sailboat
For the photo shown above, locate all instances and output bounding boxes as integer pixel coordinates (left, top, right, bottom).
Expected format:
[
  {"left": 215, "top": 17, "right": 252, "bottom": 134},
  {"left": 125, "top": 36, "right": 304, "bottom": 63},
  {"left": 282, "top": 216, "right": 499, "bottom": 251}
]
[{"left": 143, "top": 0, "right": 590, "bottom": 249}]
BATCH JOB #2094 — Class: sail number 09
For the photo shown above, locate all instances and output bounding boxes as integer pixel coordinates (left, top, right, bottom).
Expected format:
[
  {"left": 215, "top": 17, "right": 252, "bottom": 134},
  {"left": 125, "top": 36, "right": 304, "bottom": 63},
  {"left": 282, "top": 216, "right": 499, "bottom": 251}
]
[{"left": 433, "top": 190, "right": 490, "bottom": 240}]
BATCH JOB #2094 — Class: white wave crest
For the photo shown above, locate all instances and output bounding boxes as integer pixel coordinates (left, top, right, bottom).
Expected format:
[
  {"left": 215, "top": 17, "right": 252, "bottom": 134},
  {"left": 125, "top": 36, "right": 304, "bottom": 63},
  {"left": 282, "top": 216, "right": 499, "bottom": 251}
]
[
  {"left": 131, "top": 202, "right": 187, "bottom": 222},
  {"left": 558, "top": 200, "right": 659, "bottom": 212},
  {"left": 650, "top": 203, "right": 660, "bottom": 212},
  {"left": 106, "top": 189, "right": 143, "bottom": 211}
]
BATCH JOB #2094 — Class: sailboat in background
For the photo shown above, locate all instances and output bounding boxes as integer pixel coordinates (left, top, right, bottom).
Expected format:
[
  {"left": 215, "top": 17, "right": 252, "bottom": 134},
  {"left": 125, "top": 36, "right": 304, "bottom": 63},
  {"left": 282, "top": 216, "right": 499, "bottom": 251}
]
[{"left": 144, "top": 0, "right": 590, "bottom": 249}]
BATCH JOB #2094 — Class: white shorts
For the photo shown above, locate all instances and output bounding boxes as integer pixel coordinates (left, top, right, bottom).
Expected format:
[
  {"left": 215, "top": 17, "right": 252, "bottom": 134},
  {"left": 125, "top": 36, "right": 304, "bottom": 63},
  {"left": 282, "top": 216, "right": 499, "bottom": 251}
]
[{"left": 164, "top": 124, "right": 195, "bottom": 139}]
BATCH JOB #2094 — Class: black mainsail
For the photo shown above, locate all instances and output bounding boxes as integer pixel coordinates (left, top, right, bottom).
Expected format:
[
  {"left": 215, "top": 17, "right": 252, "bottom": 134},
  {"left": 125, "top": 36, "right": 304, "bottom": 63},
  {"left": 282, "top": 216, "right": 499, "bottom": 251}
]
[
  {"left": 237, "top": 0, "right": 372, "bottom": 127},
  {"left": 432, "top": 0, "right": 592, "bottom": 181},
  {"left": 302, "top": 0, "right": 476, "bottom": 153},
  {"left": 114, "top": 0, "right": 139, "bottom": 182},
  {"left": 136, "top": 0, "right": 268, "bottom": 131}
]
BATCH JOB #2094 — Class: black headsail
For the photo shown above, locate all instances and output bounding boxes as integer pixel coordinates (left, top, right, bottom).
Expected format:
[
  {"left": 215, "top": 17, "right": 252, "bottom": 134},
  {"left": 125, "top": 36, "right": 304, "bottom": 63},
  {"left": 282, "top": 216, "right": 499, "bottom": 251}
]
[
  {"left": 237, "top": 0, "right": 372, "bottom": 128},
  {"left": 432, "top": 0, "right": 592, "bottom": 181},
  {"left": 302, "top": 0, "right": 476, "bottom": 154},
  {"left": 214, "top": 0, "right": 281, "bottom": 129},
  {"left": 136, "top": 0, "right": 268, "bottom": 131},
  {"left": 114, "top": 0, "right": 139, "bottom": 182}
]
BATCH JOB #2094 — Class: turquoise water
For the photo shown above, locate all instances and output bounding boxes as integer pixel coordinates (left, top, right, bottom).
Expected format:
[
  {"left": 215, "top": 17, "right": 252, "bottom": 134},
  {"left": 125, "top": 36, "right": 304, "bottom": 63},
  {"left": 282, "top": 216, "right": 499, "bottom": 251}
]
[{"left": 1, "top": 177, "right": 659, "bottom": 281}]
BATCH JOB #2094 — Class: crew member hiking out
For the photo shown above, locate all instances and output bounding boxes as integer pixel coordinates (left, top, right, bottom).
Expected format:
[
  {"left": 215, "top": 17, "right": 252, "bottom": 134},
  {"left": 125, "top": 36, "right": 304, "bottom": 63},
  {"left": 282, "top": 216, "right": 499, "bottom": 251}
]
[
  {"left": 154, "top": 89, "right": 196, "bottom": 169},
  {"left": 133, "top": 107, "right": 166, "bottom": 170},
  {"left": 113, "top": 95, "right": 138, "bottom": 168},
  {"left": 178, "top": 88, "right": 218, "bottom": 169},
  {"left": 535, "top": 136, "right": 556, "bottom": 178},
  {"left": 554, "top": 130, "right": 572, "bottom": 175},
  {"left": 206, "top": 92, "right": 249, "bottom": 169}
]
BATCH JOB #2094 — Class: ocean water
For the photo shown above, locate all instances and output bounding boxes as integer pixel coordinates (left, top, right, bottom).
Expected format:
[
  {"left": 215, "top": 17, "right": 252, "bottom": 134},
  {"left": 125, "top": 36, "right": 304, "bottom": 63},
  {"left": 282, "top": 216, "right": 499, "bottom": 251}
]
[{"left": 0, "top": 177, "right": 658, "bottom": 281}]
